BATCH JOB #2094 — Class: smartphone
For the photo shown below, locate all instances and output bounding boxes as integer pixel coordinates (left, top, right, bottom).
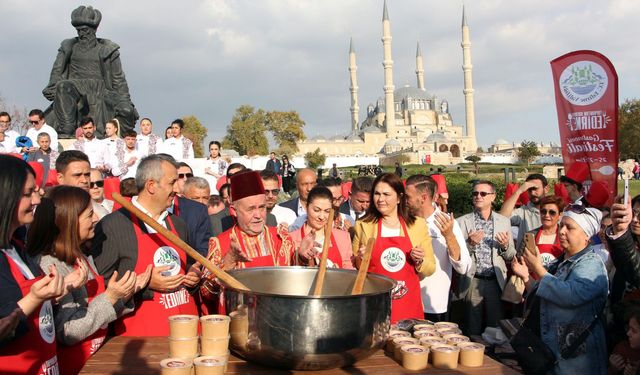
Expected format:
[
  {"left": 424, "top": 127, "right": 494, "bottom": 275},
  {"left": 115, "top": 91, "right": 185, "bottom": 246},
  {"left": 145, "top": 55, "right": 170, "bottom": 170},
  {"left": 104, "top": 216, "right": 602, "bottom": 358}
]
[
  {"left": 524, "top": 232, "right": 538, "bottom": 255},
  {"left": 624, "top": 178, "right": 630, "bottom": 206}
]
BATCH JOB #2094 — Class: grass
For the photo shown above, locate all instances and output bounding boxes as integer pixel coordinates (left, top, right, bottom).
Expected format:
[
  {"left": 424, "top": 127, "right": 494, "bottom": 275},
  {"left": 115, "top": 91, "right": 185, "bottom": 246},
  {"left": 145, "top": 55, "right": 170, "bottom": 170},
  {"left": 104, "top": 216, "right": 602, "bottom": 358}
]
[{"left": 619, "top": 179, "right": 640, "bottom": 199}]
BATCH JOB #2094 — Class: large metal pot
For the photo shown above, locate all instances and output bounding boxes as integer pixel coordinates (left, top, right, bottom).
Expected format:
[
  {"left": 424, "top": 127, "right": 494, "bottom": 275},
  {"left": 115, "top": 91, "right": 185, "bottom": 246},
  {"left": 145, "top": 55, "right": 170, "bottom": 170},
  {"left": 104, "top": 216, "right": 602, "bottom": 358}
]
[{"left": 224, "top": 267, "right": 395, "bottom": 370}]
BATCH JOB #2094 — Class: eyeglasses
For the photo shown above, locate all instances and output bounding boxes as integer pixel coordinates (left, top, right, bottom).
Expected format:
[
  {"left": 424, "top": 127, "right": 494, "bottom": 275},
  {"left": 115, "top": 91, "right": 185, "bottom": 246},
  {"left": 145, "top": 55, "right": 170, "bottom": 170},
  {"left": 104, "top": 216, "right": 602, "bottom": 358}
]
[
  {"left": 333, "top": 196, "right": 344, "bottom": 203},
  {"left": 90, "top": 181, "right": 104, "bottom": 188},
  {"left": 540, "top": 208, "right": 558, "bottom": 216},
  {"left": 29, "top": 120, "right": 41, "bottom": 124},
  {"left": 265, "top": 189, "right": 280, "bottom": 196},
  {"left": 178, "top": 173, "right": 194, "bottom": 179},
  {"left": 471, "top": 191, "right": 494, "bottom": 197}
]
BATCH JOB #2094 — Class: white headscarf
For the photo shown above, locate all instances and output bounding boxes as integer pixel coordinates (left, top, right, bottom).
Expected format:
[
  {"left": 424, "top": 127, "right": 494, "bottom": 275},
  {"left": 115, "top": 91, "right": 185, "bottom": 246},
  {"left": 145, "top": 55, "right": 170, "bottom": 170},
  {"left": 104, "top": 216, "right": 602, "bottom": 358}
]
[{"left": 563, "top": 207, "right": 602, "bottom": 239}]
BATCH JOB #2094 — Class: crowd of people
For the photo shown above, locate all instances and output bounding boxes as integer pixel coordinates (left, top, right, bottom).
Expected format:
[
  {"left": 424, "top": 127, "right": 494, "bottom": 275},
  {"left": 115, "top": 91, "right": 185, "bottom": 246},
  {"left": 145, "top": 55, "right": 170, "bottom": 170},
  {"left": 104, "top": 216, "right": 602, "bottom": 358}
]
[{"left": 0, "top": 113, "right": 638, "bottom": 375}]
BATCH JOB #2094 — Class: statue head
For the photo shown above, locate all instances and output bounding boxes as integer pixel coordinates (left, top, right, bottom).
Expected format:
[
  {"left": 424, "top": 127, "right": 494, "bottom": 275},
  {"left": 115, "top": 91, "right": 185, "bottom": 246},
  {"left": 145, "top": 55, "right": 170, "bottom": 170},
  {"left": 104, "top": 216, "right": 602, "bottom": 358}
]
[{"left": 71, "top": 6, "right": 102, "bottom": 30}]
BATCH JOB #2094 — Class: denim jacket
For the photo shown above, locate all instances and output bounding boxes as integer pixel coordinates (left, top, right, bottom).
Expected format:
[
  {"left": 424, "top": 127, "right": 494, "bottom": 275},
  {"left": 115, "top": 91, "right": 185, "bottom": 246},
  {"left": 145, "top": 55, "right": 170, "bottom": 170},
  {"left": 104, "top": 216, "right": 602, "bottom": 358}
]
[{"left": 534, "top": 245, "right": 608, "bottom": 375}]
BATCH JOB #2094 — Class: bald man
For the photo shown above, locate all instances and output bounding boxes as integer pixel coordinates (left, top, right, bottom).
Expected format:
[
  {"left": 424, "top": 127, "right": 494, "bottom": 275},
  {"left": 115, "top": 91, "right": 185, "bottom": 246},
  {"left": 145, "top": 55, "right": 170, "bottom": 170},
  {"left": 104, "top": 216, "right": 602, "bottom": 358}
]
[{"left": 277, "top": 168, "right": 317, "bottom": 217}]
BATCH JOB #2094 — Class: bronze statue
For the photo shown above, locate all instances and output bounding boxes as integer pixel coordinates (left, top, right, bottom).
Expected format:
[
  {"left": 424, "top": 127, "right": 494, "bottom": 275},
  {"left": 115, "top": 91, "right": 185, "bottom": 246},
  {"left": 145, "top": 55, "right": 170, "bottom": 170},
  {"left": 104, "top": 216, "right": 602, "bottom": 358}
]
[{"left": 43, "top": 6, "right": 138, "bottom": 138}]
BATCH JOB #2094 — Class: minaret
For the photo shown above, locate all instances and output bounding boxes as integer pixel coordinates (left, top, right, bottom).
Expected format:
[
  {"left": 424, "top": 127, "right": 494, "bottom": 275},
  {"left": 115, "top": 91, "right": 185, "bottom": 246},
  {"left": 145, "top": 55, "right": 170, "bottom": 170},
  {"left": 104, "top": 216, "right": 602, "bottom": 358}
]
[
  {"left": 461, "top": 5, "right": 477, "bottom": 147},
  {"left": 349, "top": 38, "right": 359, "bottom": 132},
  {"left": 382, "top": 0, "right": 396, "bottom": 137},
  {"left": 415, "top": 42, "right": 425, "bottom": 91}
]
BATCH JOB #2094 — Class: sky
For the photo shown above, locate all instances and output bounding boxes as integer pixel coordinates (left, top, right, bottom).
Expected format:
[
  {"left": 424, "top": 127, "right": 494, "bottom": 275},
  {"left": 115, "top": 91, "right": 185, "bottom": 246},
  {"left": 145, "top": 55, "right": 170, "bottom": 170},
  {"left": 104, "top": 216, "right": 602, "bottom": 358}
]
[{"left": 0, "top": 0, "right": 638, "bottom": 150}]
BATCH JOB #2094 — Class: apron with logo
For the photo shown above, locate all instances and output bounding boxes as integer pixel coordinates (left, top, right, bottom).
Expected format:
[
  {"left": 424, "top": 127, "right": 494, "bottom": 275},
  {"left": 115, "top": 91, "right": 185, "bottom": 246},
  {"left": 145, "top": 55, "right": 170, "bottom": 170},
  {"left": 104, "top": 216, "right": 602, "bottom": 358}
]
[
  {"left": 535, "top": 229, "right": 563, "bottom": 269},
  {"left": 0, "top": 252, "right": 58, "bottom": 375},
  {"left": 114, "top": 216, "right": 197, "bottom": 336},
  {"left": 368, "top": 220, "right": 423, "bottom": 323},
  {"left": 301, "top": 224, "right": 343, "bottom": 268},
  {"left": 57, "top": 256, "right": 108, "bottom": 375}
]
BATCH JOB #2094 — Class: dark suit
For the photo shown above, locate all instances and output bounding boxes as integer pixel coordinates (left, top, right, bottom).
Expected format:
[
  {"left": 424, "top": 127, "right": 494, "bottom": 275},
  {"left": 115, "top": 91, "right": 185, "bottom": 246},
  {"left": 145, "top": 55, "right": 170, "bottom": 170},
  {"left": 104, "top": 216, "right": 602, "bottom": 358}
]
[
  {"left": 278, "top": 197, "right": 300, "bottom": 217},
  {"left": 174, "top": 197, "right": 213, "bottom": 257},
  {"left": 339, "top": 200, "right": 351, "bottom": 216},
  {"left": 92, "top": 209, "right": 189, "bottom": 281}
]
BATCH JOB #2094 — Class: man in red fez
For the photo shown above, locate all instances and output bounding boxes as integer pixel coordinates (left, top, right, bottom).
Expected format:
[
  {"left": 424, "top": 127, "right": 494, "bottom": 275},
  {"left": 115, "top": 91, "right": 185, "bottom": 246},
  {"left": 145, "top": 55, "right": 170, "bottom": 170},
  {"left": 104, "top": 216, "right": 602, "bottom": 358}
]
[
  {"left": 205, "top": 170, "right": 296, "bottom": 270},
  {"left": 559, "top": 162, "right": 591, "bottom": 206}
]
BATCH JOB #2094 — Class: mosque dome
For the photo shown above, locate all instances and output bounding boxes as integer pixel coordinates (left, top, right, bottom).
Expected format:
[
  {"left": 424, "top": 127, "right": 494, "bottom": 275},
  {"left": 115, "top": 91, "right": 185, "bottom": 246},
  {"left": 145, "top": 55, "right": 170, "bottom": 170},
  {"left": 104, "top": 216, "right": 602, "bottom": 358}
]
[
  {"left": 394, "top": 86, "right": 431, "bottom": 101},
  {"left": 383, "top": 138, "right": 401, "bottom": 147},
  {"left": 426, "top": 131, "right": 449, "bottom": 143},
  {"left": 494, "top": 138, "right": 510, "bottom": 145}
]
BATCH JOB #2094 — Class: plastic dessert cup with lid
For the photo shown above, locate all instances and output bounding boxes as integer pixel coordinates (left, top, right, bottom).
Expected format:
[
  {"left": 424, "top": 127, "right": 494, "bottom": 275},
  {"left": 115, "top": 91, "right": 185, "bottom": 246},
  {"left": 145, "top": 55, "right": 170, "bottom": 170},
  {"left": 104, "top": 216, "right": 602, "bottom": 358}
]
[
  {"left": 413, "top": 329, "right": 439, "bottom": 339},
  {"left": 457, "top": 342, "right": 485, "bottom": 367},
  {"left": 201, "top": 335, "right": 230, "bottom": 356},
  {"left": 386, "top": 330, "right": 411, "bottom": 352},
  {"left": 392, "top": 337, "right": 419, "bottom": 361},
  {"left": 400, "top": 344, "right": 429, "bottom": 371},
  {"left": 430, "top": 344, "right": 460, "bottom": 369},
  {"left": 168, "top": 315, "right": 199, "bottom": 339},
  {"left": 193, "top": 355, "right": 226, "bottom": 375},
  {"left": 433, "top": 321, "right": 458, "bottom": 329},
  {"left": 413, "top": 323, "right": 434, "bottom": 331},
  {"left": 200, "top": 315, "right": 230, "bottom": 339},
  {"left": 168, "top": 337, "right": 199, "bottom": 359},
  {"left": 443, "top": 333, "right": 470, "bottom": 345},
  {"left": 160, "top": 358, "right": 193, "bottom": 375},
  {"left": 437, "top": 327, "right": 463, "bottom": 336},
  {"left": 419, "top": 336, "right": 446, "bottom": 349}
]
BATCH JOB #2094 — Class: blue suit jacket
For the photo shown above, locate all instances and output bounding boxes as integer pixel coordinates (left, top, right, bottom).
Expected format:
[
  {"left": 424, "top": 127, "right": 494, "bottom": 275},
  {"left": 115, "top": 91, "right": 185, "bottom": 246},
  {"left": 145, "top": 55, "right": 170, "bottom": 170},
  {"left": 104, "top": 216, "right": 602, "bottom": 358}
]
[
  {"left": 278, "top": 197, "right": 300, "bottom": 217},
  {"left": 175, "top": 197, "right": 213, "bottom": 257}
]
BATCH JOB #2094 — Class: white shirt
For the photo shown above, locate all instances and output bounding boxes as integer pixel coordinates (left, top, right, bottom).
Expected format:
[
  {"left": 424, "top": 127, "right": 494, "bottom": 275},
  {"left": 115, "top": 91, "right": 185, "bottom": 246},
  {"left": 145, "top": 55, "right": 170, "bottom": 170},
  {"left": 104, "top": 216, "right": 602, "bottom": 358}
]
[
  {"left": 69, "top": 137, "right": 109, "bottom": 168},
  {"left": 131, "top": 196, "right": 169, "bottom": 233},
  {"left": 271, "top": 204, "right": 297, "bottom": 226},
  {"left": 2, "top": 247, "right": 35, "bottom": 279},
  {"left": 1, "top": 129, "right": 20, "bottom": 153},
  {"left": 120, "top": 147, "right": 142, "bottom": 180},
  {"left": 26, "top": 123, "right": 58, "bottom": 151},
  {"left": 160, "top": 135, "right": 193, "bottom": 161},
  {"left": 420, "top": 204, "right": 472, "bottom": 314},
  {"left": 136, "top": 133, "right": 163, "bottom": 157},
  {"left": 102, "top": 138, "right": 127, "bottom": 176}
]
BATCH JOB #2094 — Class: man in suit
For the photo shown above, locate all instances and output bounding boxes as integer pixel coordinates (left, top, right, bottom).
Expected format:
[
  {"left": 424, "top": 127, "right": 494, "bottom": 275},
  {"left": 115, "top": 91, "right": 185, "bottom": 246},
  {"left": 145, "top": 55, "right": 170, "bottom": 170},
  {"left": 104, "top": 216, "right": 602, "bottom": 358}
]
[
  {"left": 92, "top": 154, "right": 199, "bottom": 336},
  {"left": 455, "top": 180, "right": 516, "bottom": 336},
  {"left": 339, "top": 176, "right": 372, "bottom": 221},
  {"left": 278, "top": 168, "right": 316, "bottom": 218}
]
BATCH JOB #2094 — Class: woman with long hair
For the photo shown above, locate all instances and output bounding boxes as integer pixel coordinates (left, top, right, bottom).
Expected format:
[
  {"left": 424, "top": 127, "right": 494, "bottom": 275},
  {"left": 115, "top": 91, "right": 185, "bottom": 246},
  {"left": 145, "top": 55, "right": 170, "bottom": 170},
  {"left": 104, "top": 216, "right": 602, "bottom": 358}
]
[
  {"left": 512, "top": 205, "right": 608, "bottom": 374},
  {"left": 0, "top": 154, "right": 66, "bottom": 375},
  {"left": 28, "top": 185, "right": 152, "bottom": 375},
  {"left": 102, "top": 119, "right": 127, "bottom": 176},
  {"left": 204, "top": 141, "right": 228, "bottom": 193},
  {"left": 352, "top": 173, "right": 435, "bottom": 322},
  {"left": 290, "top": 186, "right": 353, "bottom": 269}
]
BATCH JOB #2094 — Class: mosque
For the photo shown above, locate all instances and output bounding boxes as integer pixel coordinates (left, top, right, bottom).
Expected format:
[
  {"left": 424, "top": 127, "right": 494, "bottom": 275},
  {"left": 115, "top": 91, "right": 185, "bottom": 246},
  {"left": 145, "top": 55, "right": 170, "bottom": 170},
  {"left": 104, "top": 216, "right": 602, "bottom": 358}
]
[{"left": 296, "top": 1, "right": 478, "bottom": 165}]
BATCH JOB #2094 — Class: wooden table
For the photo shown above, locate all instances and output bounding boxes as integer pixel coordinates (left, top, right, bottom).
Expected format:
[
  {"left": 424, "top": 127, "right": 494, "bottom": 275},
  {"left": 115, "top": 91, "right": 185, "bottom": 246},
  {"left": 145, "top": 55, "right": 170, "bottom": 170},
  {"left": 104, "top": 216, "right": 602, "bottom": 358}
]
[{"left": 79, "top": 337, "right": 521, "bottom": 374}]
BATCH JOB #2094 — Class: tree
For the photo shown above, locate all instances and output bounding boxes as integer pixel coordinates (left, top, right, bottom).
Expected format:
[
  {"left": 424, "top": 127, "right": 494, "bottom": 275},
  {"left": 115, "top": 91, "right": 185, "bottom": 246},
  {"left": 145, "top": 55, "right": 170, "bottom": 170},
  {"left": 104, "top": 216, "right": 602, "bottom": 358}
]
[
  {"left": 182, "top": 115, "right": 208, "bottom": 158},
  {"left": 465, "top": 154, "right": 481, "bottom": 174},
  {"left": 222, "top": 105, "right": 269, "bottom": 156},
  {"left": 517, "top": 140, "right": 541, "bottom": 166},
  {"left": 265, "top": 111, "right": 306, "bottom": 155},
  {"left": 619, "top": 98, "right": 640, "bottom": 160},
  {"left": 304, "top": 148, "right": 326, "bottom": 169}
]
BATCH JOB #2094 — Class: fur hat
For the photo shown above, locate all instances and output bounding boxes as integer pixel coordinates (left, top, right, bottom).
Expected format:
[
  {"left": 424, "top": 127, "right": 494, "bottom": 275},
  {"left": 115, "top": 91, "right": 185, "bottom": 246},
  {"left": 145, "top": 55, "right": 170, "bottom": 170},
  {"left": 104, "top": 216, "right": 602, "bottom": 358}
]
[{"left": 71, "top": 6, "right": 102, "bottom": 28}]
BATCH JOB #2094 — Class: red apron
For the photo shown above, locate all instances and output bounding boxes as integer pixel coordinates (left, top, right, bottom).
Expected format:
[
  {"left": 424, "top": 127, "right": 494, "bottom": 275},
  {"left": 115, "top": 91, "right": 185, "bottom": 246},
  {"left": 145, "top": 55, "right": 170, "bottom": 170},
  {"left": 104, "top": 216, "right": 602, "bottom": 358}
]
[
  {"left": 301, "top": 224, "right": 343, "bottom": 268},
  {"left": 535, "top": 229, "right": 563, "bottom": 268},
  {"left": 57, "top": 256, "right": 107, "bottom": 375},
  {"left": 114, "top": 216, "right": 198, "bottom": 336},
  {"left": 367, "top": 220, "right": 423, "bottom": 323},
  {"left": 0, "top": 252, "right": 58, "bottom": 375}
]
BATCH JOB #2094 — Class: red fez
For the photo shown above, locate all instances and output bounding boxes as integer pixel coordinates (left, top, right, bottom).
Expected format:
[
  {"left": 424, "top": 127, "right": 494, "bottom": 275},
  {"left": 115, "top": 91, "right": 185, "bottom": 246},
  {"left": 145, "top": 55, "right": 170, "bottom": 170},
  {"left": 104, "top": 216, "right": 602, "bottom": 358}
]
[
  {"left": 431, "top": 174, "right": 448, "bottom": 195},
  {"left": 560, "top": 162, "right": 590, "bottom": 185},
  {"left": 230, "top": 171, "right": 265, "bottom": 201},
  {"left": 553, "top": 183, "right": 570, "bottom": 205},
  {"left": 27, "top": 162, "right": 45, "bottom": 188},
  {"left": 585, "top": 180, "right": 610, "bottom": 208}
]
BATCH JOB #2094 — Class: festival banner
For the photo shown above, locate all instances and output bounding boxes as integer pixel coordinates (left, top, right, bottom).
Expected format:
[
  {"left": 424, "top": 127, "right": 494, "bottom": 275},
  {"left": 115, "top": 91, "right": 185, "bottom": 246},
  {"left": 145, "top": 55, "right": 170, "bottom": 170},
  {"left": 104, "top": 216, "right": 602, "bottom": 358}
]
[{"left": 550, "top": 50, "right": 618, "bottom": 207}]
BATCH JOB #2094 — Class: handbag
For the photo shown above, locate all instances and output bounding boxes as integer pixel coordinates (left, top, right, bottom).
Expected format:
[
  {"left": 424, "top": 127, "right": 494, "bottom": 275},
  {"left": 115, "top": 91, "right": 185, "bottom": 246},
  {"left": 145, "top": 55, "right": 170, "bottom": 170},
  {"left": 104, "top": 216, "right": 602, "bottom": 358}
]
[
  {"left": 509, "top": 322, "right": 557, "bottom": 375},
  {"left": 501, "top": 275, "right": 525, "bottom": 304}
]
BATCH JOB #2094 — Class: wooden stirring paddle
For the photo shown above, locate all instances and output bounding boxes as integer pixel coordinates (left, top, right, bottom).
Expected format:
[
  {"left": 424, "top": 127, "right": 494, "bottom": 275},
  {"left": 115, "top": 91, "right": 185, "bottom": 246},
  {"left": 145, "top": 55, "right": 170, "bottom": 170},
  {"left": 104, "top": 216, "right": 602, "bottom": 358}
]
[
  {"left": 112, "top": 193, "right": 249, "bottom": 291},
  {"left": 312, "top": 209, "right": 335, "bottom": 296},
  {"left": 351, "top": 238, "right": 376, "bottom": 295}
]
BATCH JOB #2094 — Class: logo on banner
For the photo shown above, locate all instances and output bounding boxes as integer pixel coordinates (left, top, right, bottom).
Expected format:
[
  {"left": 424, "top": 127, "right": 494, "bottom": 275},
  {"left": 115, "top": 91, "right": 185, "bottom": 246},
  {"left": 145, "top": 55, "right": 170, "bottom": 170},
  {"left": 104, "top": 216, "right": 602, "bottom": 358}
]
[
  {"left": 559, "top": 61, "right": 608, "bottom": 106},
  {"left": 39, "top": 300, "right": 55, "bottom": 344},
  {"left": 154, "top": 246, "right": 180, "bottom": 276},
  {"left": 380, "top": 247, "right": 406, "bottom": 272}
]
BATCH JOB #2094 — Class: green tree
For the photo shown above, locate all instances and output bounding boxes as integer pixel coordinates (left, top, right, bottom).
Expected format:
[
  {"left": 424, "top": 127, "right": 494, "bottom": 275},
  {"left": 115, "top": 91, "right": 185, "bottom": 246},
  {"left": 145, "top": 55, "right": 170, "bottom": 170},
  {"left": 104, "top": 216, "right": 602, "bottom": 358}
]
[
  {"left": 265, "top": 111, "right": 306, "bottom": 155},
  {"left": 619, "top": 98, "right": 640, "bottom": 160},
  {"left": 465, "top": 154, "right": 481, "bottom": 174},
  {"left": 517, "top": 140, "right": 540, "bottom": 166},
  {"left": 304, "top": 148, "right": 326, "bottom": 169},
  {"left": 182, "top": 115, "right": 208, "bottom": 158},
  {"left": 222, "top": 105, "right": 268, "bottom": 156}
]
